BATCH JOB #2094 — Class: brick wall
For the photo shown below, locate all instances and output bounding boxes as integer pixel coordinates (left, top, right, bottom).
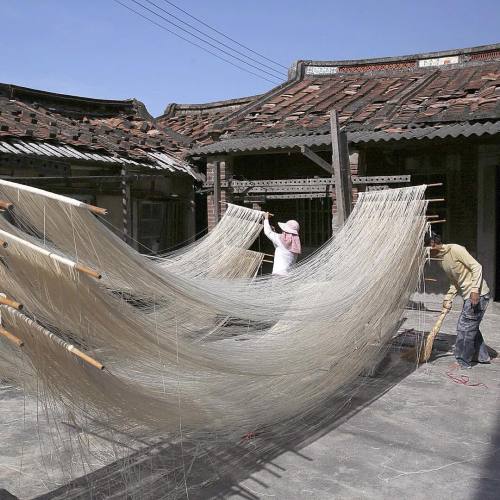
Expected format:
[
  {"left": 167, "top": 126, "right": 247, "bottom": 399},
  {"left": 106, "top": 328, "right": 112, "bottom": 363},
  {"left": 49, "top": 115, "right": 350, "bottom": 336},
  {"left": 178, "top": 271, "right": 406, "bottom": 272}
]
[
  {"left": 206, "top": 160, "right": 217, "bottom": 230},
  {"left": 206, "top": 157, "right": 233, "bottom": 230}
]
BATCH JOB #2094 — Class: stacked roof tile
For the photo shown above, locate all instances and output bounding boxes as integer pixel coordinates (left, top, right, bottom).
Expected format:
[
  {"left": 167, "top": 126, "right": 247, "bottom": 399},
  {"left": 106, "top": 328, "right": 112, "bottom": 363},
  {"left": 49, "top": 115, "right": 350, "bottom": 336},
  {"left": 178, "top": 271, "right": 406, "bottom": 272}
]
[
  {"left": 187, "top": 44, "right": 500, "bottom": 154},
  {"left": 156, "top": 95, "right": 260, "bottom": 145},
  {"left": 0, "top": 84, "right": 193, "bottom": 166}
]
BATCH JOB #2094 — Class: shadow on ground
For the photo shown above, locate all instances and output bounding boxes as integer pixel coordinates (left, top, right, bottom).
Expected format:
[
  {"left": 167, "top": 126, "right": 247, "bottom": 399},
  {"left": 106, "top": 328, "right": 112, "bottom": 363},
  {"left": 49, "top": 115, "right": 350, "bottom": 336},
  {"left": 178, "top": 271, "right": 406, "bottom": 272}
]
[
  {"left": 33, "top": 351, "right": 419, "bottom": 500},
  {"left": 473, "top": 372, "right": 500, "bottom": 500}
]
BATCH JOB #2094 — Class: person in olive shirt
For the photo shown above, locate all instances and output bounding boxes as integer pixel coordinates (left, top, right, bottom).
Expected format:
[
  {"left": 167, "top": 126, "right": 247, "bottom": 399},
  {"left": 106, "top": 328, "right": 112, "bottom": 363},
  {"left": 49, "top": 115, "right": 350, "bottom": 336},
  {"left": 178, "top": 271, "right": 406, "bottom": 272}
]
[{"left": 425, "top": 231, "right": 491, "bottom": 369}]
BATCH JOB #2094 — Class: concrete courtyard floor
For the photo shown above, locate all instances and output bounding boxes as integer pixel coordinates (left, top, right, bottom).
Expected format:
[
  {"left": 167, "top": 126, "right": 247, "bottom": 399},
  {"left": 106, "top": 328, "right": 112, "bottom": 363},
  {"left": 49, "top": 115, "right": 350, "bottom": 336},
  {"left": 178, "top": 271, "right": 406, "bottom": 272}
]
[{"left": 1, "top": 296, "right": 500, "bottom": 499}]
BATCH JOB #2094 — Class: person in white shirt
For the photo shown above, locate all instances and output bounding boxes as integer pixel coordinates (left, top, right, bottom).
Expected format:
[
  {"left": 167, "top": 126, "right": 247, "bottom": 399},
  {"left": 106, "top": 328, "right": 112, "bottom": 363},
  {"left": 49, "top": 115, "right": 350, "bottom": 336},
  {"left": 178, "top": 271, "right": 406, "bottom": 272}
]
[{"left": 263, "top": 212, "right": 301, "bottom": 275}]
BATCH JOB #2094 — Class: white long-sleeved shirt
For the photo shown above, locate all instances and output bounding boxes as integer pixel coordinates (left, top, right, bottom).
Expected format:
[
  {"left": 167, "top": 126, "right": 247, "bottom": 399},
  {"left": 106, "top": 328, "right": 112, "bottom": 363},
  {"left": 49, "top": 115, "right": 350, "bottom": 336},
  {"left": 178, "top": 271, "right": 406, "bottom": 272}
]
[{"left": 263, "top": 219, "right": 297, "bottom": 275}]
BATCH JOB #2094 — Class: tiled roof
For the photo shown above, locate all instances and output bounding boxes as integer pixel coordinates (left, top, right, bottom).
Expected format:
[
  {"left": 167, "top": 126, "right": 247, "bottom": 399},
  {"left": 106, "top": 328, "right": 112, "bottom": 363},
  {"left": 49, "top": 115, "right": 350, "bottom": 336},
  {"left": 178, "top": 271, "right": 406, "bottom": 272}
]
[
  {"left": 189, "top": 44, "right": 500, "bottom": 154},
  {"left": 156, "top": 95, "right": 261, "bottom": 144},
  {"left": 0, "top": 83, "right": 192, "bottom": 161}
]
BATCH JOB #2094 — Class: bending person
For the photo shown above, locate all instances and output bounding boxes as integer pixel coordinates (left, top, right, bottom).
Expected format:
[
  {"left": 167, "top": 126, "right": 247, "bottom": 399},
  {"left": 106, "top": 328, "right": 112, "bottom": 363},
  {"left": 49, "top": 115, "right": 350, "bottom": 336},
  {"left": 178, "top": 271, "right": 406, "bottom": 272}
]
[
  {"left": 263, "top": 213, "right": 301, "bottom": 275},
  {"left": 425, "top": 231, "right": 491, "bottom": 369}
]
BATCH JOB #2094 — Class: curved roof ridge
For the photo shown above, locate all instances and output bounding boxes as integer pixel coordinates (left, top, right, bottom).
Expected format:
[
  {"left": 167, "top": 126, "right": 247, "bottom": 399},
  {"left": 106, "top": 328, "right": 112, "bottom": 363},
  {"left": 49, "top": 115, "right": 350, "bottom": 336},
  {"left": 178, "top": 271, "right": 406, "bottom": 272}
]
[
  {"left": 296, "top": 42, "right": 500, "bottom": 69},
  {"left": 0, "top": 83, "right": 138, "bottom": 107},
  {"left": 159, "top": 94, "right": 262, "bottom": 118}
]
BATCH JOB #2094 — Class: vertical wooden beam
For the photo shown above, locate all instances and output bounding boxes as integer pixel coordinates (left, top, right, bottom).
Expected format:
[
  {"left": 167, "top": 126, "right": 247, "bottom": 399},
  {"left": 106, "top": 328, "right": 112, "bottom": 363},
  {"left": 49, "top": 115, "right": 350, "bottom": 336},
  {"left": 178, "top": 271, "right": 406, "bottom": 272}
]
[
  {"left": 213, "top": 161, "right": 221, "bottom": 224},
  {"left": 330, "top": 110, "right": 353, "bottom": 226},
  {"left": 477, "top": 144, "right": 499, "bottom": 298}
]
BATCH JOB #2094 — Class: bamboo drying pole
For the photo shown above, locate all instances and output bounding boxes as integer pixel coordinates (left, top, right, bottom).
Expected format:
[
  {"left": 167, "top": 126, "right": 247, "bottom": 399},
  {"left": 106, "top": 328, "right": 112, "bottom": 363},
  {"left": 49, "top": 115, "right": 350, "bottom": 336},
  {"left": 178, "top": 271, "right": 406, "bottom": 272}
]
[
  {"left": 1, "top": 306, "right": 105, "bottom": 370},
  {"left": 0, "top": 179, "right": 107, "bottom": 215},
  {"left": 0, "top": 295, "right": 23, "bottom": 310},
  {"left": 0, "top": 326, "right": 24, "bottom": 347},
  {"left": 74, "top": 264, "right": 102, "bottom": 280},
  {"left": 219, "top": 201, "right": 272, "bottom": 217},
  {"left": 0, "top": 228, "right": 102, "bottom": 280},
  {"left": 86, "top": 205, "right": 108, "bottom": 216},
  {"left": 0, "top": 200, "right": 14, "bottom": 210}
]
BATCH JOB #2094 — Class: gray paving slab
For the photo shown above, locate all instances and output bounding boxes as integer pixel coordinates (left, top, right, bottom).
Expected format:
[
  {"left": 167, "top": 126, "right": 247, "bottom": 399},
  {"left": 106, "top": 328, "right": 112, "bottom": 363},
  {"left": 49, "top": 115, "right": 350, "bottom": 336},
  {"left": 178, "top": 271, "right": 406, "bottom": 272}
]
[
  {"left": 224, "top": 300, "right": 500, "bottom": 500},
  {"left": 1, "top": 298, "right": 499, "bottom": 499}
]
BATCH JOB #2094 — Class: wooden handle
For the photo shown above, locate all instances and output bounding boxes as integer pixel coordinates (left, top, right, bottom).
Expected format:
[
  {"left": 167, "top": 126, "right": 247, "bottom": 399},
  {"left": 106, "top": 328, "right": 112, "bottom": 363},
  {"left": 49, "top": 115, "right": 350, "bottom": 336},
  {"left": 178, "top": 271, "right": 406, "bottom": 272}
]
[
  {"left": 426, "top": 183, "right": 443, "bottom": 188},
  {"left": 0, "top": 326, "right": 23, "bottom": 347},
  {"left": 0, "top": 296, "right": 23, "bottom": 310},
  {"left": 424, "top": 278, "right": 437, "bottom": 282},
  {"left": 426, "top": 215, "right": 439, "bottom": 219},
  {"left": 68, "top": 345, "right": 105, "bottom": 370},
  {"left": 429, "top": 219, "right": 446, "bottom": 224},
  {"left": 86, "top": 204, "right": 108, "bottom": 216},
  {"left": 75, "top": 263, "right": 102, "bottom": 280},
  {"left": 420, "top": 308, "right": 450, "bottom": 363},
  {"left": 427, "top": 198, "right": 445, "bottom": 203},
  {"left": 0, "top": 200, "right": 13, "bottom": 210}
]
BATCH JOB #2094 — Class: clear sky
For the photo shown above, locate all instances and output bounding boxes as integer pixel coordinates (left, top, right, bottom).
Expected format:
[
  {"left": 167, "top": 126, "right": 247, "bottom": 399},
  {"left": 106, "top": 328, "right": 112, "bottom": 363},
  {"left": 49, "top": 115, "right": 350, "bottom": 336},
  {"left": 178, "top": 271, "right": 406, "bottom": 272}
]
[{"left": 1, "top": 0, "right": 499, "bottom": 117}]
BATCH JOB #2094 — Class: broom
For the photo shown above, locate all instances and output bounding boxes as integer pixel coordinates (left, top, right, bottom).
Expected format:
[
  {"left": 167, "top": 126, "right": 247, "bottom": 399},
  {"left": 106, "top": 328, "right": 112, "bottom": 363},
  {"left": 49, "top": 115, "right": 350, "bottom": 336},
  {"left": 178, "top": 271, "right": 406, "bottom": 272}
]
[{"left": 403, "top": 307, "right": 450, "bottom": 363}]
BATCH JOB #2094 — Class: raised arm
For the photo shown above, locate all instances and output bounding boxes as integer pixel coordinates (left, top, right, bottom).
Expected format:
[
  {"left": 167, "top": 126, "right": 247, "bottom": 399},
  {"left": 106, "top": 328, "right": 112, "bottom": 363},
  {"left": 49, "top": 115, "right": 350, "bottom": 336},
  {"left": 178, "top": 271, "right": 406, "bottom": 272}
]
[{"left": 263, "top": 216, "right": 280, "bottom": 246}]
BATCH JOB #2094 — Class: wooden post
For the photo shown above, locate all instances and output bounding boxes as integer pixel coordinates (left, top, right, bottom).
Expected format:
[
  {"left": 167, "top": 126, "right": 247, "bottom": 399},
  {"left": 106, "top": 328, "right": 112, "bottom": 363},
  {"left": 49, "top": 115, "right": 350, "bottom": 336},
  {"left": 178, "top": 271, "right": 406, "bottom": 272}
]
[
  {"left": 330, "top": 110, "right": 353, "bottom": 226},
  {"left": 213, "top": 161, "right": 221, "bottom": 224}
]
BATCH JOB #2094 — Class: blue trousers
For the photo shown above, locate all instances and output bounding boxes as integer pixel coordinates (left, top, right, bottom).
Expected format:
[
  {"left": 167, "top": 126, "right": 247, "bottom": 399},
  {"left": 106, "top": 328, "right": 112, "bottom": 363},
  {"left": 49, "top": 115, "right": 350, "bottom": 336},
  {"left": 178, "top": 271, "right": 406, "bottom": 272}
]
[{"left": 455, "top": 294, "right": 490, "bottom": 365}]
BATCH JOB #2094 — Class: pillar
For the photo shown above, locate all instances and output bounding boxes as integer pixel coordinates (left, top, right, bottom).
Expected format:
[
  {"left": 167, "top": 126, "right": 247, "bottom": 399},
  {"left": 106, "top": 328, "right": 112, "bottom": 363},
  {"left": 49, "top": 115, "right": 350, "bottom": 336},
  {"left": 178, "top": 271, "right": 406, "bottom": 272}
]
[{"left": 477, "top": 144, "right": 499, "bottom": 299}]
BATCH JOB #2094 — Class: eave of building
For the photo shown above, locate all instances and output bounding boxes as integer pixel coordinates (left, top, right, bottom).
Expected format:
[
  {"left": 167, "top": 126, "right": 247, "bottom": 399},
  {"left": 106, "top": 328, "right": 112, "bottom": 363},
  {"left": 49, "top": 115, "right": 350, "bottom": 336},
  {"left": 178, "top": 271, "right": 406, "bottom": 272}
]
[
  {"left": 0, "top": 138, "right": 203, "bottom": 180},
  {"left": 188, "top": 43, "right": 500, "bottom": 156},
  {"left": 191, "top": 121, "right": 500, "bottom": 156}
]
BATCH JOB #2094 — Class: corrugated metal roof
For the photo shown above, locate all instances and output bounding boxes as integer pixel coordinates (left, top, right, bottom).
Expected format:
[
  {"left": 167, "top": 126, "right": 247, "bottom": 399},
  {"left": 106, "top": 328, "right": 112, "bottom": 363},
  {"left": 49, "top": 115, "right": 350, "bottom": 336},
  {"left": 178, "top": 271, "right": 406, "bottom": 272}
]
[
  {"left": 191, "top": 121, "right": 500, "bottom": 155},
  {"left": 351, "top": 121, "right": 500, "bottom": 143},
  {"left": 0, "top": 138, "right": 202, "bottom": 180}
]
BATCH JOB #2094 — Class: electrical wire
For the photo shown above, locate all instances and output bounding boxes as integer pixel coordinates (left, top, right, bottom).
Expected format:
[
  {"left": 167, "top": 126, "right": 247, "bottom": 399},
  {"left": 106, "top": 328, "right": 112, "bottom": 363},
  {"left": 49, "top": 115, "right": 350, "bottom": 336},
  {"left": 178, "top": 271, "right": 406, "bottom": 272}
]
[
  {"left": 128, "top": 0, "right": 283, "bottom": 81},
  {"left": 113, "top": 0, "right": 283, "bottom": 84},
  {"left": 160, "top": 0, "right": 288, "bottom": 71},
  {"left": 142, "top": 0, "right": 285, "bottom": 77}
]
